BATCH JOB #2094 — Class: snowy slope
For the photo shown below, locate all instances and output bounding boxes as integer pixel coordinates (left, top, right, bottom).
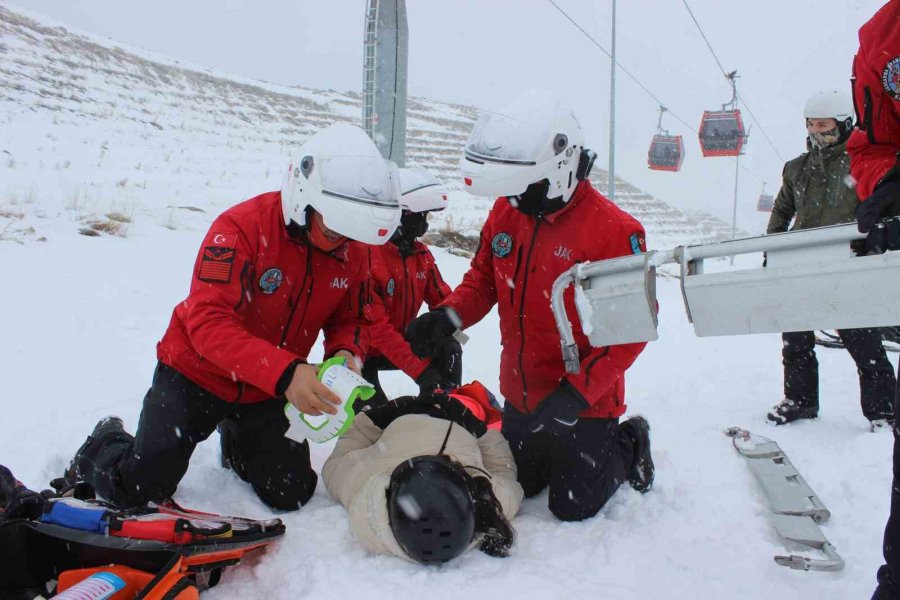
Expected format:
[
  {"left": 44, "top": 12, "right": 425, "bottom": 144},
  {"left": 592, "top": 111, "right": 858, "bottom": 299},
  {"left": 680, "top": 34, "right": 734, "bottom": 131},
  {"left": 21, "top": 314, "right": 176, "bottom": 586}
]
[
  {"left": 0, "top": 222, "right": 892, "bottom": 599},
  {"left": 0, "top": 5, "right": 892, "bottom": 599},
  {"left": 0, "top": 4, "right": 743, "bottom": 248}
]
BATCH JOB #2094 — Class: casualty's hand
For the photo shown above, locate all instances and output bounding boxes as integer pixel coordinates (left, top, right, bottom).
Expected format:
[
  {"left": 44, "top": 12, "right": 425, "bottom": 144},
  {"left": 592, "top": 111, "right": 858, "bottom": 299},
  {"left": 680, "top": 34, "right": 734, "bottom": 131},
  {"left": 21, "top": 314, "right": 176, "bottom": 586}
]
[
  {"left": 285, "top": 363, "right": 341, "bottom": 416},
  {"left": 334, "top": 350, "right": 362, "bottom": 374}
]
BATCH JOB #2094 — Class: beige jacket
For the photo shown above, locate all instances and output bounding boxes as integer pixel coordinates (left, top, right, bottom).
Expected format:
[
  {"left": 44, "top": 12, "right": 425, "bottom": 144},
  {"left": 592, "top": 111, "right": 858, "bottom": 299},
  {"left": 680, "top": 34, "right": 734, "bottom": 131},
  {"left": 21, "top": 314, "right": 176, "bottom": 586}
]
[{"left": 322, "top": 413, "right": 523, "bottom": 562}]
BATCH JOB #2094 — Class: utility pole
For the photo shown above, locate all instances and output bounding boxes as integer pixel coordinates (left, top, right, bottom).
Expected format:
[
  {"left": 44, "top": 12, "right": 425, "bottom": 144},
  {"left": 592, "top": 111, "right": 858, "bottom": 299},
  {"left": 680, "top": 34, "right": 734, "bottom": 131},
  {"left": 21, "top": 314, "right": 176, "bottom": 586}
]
[{"left": 608, "top": 0, "right": 617, "bottom": 202}]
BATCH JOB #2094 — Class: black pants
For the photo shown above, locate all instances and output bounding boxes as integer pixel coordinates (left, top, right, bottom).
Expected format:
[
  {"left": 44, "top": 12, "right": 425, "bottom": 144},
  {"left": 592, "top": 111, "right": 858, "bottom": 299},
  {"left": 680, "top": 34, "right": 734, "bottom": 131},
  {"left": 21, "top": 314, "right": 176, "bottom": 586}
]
[
  {"left": 875, "top": 365, "right": 900, "bottom": 599},
  {"left": 783, "top": 329, "right": 895, "bottom": 420},
  {"left": 360, "top": 356, "right": 396, "bottom": 411},
  {"left": 501, "top": 404, "right": 634, "bottom": 522},
  {"left": 83, "top": 362, "right": 316, "bottom": 511}
]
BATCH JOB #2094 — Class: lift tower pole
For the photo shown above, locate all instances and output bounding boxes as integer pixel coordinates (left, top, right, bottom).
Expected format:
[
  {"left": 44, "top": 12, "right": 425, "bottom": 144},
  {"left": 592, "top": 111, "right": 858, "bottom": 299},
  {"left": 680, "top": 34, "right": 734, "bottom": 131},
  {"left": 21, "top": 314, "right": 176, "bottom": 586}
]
[
  {"left": 362, "top": 0, "right": 409, "bottom": 165},
  {"left": 608, "top": 0, "right": 617, "bottom": 201}
]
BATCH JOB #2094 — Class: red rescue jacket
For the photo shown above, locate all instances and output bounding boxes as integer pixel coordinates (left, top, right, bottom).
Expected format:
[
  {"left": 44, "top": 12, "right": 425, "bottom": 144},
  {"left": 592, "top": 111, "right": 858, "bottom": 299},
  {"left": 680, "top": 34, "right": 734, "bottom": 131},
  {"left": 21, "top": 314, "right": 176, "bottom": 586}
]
[
  {"left": 848, "top": 0, "right": 900, "bottom": 200},
  {"left": 440, "top": 181, "right": 647, "bottom": 419},
  {"left": 157, "top": 191, "right": 369, "bottom": 404},
  {"left": 364, "top": 241, "right": 451, "bottom": 379}
]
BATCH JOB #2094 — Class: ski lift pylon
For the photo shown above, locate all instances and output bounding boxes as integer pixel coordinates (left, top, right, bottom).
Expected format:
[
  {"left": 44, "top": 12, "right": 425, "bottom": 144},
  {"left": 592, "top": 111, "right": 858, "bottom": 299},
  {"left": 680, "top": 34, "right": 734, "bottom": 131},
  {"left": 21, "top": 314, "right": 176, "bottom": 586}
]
[
  {"left": 648, "top": 106, "right": 685, "bottom": 172},
  {"left": 699, "top": 71, "right": 747, "bottom": 157}
]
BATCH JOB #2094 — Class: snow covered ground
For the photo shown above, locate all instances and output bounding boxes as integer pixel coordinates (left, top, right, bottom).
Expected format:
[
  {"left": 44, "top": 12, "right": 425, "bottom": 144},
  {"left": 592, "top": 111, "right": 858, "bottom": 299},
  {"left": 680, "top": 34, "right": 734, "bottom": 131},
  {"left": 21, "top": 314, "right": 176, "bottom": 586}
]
[{"left": 0, "top": 213, "right": 893, "bottom": 599}]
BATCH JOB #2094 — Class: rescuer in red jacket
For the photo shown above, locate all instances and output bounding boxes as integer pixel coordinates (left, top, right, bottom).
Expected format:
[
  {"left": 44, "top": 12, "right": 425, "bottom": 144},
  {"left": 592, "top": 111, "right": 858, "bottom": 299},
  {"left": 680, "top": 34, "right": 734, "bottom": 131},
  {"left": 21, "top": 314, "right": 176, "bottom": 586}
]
[
  {"left": 405, "top": 89, "right": 655, "bottom": 521},
  {"left": 63, "top": 124, "right": 402, "bottom": 511},
  {"left": 848, "top": 3, "right": 900, "bottom": 597},
  {"left": 362, "top": 167, "right": 456, "bottom": 406}
]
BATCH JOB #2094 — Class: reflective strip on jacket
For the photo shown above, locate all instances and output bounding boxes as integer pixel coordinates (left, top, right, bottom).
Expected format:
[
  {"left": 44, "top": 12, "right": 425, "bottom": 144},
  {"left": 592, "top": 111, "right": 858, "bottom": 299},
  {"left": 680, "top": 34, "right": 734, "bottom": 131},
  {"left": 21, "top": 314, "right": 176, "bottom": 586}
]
[{"left": 157, "top": 191, "right": 369, "bottom": 403}]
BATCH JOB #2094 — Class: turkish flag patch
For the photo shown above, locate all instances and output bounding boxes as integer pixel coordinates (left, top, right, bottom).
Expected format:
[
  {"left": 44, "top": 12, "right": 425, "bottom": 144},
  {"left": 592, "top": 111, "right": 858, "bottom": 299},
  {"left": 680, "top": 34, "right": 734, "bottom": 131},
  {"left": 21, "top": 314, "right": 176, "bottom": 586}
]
[{"left": 198, "top": 246, "right": 235, "bottom": 283}]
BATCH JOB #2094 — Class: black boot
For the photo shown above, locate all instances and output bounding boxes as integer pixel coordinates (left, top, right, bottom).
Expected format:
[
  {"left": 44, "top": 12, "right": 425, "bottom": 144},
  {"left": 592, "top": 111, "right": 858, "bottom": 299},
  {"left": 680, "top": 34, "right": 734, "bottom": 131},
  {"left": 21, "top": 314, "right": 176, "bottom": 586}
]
[
  {"left": 65, "top": 416, "right": 130, "bottom": 482},
  {"left": 766, "top": 398, "right": 818, "bottom": 425},
  {"left": 620, "top": 416, "right": 654, "bottom": 493}
]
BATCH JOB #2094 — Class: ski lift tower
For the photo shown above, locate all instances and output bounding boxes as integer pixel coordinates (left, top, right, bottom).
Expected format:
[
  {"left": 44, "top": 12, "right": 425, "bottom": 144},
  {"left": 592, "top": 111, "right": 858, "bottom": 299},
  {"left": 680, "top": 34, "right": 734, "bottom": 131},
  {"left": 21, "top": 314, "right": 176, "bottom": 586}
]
[{"left": 362, "top": 0, "right": 409, "bottom": 166}]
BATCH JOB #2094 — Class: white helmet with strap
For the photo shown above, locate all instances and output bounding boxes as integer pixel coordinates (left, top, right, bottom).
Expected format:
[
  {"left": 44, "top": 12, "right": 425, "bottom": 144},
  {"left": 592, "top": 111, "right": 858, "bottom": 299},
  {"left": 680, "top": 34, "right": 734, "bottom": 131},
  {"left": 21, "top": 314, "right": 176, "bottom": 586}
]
[
  {"left": 460, "top": 89, "right": 594, "bottom": 203},
  {"left": 398, "top": 167, "right": 449, "bottom": 213},
  {"left": 803, "top": 89, "right": 853, "bottom": 125},
  {"left": 281, "top": 123, "right": 401, "bottom": 245}
]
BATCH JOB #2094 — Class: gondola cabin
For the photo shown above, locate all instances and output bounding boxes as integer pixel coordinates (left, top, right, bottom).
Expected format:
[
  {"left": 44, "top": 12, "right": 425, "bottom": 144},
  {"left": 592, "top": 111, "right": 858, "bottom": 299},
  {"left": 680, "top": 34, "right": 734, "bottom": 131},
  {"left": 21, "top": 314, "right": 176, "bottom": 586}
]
[
  {"left": 698, "top": 110, "right": 745, "bottom": 157},
  {"left": 757, "top": 192, "right": 774, "bottom": 212},
  {"left": 648, "top": 135, "right": 685, "bottom": 172}
]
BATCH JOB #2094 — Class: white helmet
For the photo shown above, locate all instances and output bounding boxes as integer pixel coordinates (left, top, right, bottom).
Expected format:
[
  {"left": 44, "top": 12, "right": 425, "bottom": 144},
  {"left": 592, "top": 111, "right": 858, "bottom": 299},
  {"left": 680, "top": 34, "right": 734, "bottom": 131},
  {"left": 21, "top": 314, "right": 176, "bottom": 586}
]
[
  {"left": 460, "top": 88, "right": 593, "bottom": 203},
  {"left": 398, "top": 167, "right": 448, "bottom": 213},
  {"left": 803, "top": 89, "right": 853, "bottom": 124},
  {"left": 281, "top": 123, "right": 401, "bottom": 245}
]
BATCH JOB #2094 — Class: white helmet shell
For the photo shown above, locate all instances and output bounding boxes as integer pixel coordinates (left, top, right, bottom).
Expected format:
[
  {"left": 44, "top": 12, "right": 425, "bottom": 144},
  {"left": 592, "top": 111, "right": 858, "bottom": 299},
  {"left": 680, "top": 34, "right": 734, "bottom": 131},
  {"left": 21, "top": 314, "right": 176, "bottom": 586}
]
[
  {"left": 460, "top": 89, "right": 586, "bottom": 203},
  {"left": 281, "top": 123, "right": 401, "bottom": 245},
  {"left": 398, "top": 167, "right": 448, "bottom": 213},
  {"left": 803, "top": 89, "right": 854, "bottom": 123}
]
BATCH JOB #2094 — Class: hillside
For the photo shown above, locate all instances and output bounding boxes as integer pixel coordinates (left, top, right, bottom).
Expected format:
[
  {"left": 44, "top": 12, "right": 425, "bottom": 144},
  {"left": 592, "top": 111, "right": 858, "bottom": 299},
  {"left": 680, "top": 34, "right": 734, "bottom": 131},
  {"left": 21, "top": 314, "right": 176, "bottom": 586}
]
[{"left": 0, "top": 4, "right": 740, "bottom": 248}]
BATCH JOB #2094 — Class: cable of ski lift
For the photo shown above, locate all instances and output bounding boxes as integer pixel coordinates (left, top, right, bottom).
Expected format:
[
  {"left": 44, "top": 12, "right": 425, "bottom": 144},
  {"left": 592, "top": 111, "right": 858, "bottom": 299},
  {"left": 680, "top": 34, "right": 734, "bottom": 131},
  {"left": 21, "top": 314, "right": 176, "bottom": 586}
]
[{"left": 544, "top": 0, "right": 768, "bottom": 184}]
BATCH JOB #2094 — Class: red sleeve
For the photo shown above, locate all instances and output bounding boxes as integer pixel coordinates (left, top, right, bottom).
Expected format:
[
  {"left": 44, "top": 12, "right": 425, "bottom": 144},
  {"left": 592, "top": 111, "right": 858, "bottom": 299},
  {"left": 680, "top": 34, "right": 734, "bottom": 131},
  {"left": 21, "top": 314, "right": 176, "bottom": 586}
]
[
  {"left": 363, "top": 249, "right": 430, "bottom": 379},
  {"left": 848, "top": 4, "right": 900, "bottom": 200},
  {"left": 439, "top": 213, "right": 498, "bottom": 328},
  {"left": 564, "top": 222, "right": 647, "bottom": 404},
  {"left": 323, "top": 249, "right": 370, "bottom": 360},
  {"left": 182, "top": 214, "right": 299, "bottom": 397},
  {"left": 423, "top": 252, "right": 452, "bottom": 309}
]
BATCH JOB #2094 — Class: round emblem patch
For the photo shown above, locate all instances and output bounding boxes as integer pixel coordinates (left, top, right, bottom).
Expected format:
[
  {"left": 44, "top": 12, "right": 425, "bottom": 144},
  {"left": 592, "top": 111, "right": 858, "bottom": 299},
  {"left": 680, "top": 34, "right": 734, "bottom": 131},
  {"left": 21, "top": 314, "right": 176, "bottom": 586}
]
[
  {"left": 259, "top": 268, "right": 283, "bottom": 294},
  {"left": 491, "top": 232, "right": 513, "bottom": 258},
  {"left": 386, "top": 278, "right": 396, "bottom": 296},
  {"left": 883, "top": 57, "right": 900, "bottom": 100}
]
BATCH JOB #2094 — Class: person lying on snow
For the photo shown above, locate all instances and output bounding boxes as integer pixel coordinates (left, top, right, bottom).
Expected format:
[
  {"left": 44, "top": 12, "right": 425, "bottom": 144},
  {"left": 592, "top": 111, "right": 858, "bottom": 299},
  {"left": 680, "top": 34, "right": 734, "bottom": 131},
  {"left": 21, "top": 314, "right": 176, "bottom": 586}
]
[{"left": 322, "top": 372, "right": 523, "bottom": 565}]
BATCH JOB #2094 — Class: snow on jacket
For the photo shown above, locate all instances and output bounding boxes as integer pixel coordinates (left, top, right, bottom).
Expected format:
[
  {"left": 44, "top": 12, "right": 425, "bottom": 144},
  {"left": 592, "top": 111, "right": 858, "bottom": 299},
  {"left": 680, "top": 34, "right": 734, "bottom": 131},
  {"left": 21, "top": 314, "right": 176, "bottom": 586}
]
[
  {"left": 363, "top": 241, "right": 451, "bottom": 379},
  {"left": 157, "top": 191, "right": 369, "bottom": 404},
  {"left": 847, "top": 0, "right": 900, "bottom": 201},
  {"left": 440, "top": 180, "right": 647, "bottom": 419},
  {"left": 321, "top": 412, "right": 522, "bottom": 562},
  {"left": 767, "top": 140, "right": 858, "bottom": 234}
]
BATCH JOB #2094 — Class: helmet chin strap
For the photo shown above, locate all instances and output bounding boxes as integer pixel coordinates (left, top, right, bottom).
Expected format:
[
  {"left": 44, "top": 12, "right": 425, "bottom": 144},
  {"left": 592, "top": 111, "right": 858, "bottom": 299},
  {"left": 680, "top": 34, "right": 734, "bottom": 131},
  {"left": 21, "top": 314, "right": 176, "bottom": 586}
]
[{"left": 509, "top": 180, "right": 566, "bottom": 217}]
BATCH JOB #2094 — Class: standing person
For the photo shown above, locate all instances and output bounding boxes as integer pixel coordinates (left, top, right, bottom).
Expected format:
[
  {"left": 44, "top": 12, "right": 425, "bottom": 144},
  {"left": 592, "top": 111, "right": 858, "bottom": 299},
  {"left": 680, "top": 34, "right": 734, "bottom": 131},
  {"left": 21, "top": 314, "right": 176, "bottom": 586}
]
[
  {"left": 362, "top": 167, "right": 455, "bottom": 406},
  {"left": 765, "top": 89, "right": 895, "bottom": 429},
  {"left": 322, "top": 380, "right": 521, "bottom": 564},
  {"left": 64, "top": 123, "right": 401, "bottom": 512},
  {"left": 848, "top": 3, "right": 900, "bottom": 597},
  {"left": 405, "top": 89, "right": 654, "bottom": 522}
]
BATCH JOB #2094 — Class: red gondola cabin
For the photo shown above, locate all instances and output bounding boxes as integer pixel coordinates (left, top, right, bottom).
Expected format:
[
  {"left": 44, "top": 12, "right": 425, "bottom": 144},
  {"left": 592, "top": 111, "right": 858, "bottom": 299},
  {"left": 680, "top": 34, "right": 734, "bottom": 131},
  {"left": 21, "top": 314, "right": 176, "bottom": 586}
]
[
  {"left": 698, "top": 110, "right": 745, "bottom": 157},
  {"left": 648, "top": 135, "right": 685, "bottom": 172}
]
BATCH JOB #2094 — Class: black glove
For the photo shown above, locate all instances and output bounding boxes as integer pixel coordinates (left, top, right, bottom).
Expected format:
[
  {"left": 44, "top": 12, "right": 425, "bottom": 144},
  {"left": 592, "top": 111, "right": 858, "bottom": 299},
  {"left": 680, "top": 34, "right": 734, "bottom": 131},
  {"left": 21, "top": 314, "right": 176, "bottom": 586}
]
[
  {"left": 857, "top": 178, "right": 900, "bottom": 233},
  {"left": 405, "top": 307, "right": 460, "bottom": 358},
  {"left": 416, "top": 388, "right": 487, "bottom": 438},
  {"left": 414, "top": 339, "right": 463, "bottom": 395},
  {"left": 529, "top": 381, "right": 589, "bottom": 434},
  {"left": 0, "top": 465, "right": 45, "bottom": 521},
  {"left": 855, "top": 216, "right": 900, "bottom": 256}
]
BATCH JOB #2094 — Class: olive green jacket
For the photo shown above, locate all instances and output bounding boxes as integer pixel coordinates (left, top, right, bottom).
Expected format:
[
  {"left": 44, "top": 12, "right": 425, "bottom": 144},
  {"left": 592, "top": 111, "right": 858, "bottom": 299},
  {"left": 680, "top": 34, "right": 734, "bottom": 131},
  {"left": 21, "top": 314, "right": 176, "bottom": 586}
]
[{"left": 766, "top": 140, "right": 859, "bottom": 234}]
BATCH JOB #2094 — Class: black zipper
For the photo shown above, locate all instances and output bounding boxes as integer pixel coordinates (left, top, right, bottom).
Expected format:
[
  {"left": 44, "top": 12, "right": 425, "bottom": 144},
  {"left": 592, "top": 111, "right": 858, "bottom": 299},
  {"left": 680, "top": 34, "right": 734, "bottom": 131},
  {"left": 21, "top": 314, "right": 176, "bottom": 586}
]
[
  {"left": 509, "top": 245, "right": 523, "bottom": 305},
  {"left": 864, "top": 86, "right": 875, "bottom": 144},
  {"left": 279, "top": 251, "right": 313, "bottom": 347},
  {"left": 519, "top": 217, "right": 543, "bottom": 414},
  {"left": 402, "top": 255, "right": 414, "bottom": 325}
]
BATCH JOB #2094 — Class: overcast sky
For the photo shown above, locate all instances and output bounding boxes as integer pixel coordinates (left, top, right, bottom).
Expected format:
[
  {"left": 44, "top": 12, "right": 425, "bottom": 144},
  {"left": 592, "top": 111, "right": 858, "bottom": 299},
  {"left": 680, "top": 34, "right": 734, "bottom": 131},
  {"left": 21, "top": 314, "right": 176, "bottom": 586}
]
[{"left": 13, "top": 0, "right": 887, "bottom": 230}]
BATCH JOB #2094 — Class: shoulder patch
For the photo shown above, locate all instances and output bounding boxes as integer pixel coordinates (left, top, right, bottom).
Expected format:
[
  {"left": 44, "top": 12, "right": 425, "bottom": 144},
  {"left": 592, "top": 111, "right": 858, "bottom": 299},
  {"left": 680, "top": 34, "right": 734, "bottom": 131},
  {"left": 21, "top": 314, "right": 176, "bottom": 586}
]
[
  {"left": 491, "top": 232, "right": 514, "bottom": 258},
  {"left": 883, "top": 57, "right": 900, "bottom": 101},
  {"left": 198, "top": 246, "right": 235, "bottom": 283},
  {"left": 629, "top": 233, "right": 646, "bottom": 254},
  {"left": 259, "top": 267, "right": 283, "bottom": 294}
]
